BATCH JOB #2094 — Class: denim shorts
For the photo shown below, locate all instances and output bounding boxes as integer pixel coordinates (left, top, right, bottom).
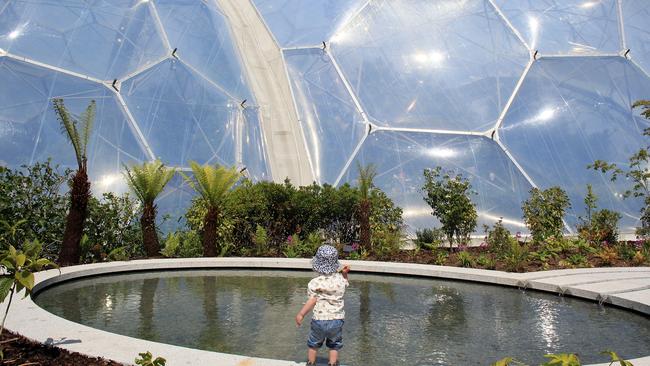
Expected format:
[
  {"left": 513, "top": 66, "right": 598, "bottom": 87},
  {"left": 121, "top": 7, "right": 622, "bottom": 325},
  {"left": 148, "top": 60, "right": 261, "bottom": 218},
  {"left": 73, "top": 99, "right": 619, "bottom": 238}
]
[{"left": 307, "top": 319, "right": 344, "bottom": 350}]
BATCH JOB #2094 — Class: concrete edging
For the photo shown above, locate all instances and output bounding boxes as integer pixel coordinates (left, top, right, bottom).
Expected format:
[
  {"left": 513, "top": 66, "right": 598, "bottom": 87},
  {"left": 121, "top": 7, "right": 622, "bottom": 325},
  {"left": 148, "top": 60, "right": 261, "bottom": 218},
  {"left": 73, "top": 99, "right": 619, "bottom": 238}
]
[{"left": 4, "top": 258, "right": 650, "bottom": 366}]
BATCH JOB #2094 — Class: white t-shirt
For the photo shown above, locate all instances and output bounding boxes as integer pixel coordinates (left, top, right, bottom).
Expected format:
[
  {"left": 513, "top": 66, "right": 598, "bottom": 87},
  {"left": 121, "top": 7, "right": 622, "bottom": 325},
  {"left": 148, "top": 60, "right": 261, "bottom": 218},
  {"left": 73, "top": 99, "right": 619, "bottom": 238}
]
[{"left": 307, "top": 272, "right": 349, "bottom": 320}]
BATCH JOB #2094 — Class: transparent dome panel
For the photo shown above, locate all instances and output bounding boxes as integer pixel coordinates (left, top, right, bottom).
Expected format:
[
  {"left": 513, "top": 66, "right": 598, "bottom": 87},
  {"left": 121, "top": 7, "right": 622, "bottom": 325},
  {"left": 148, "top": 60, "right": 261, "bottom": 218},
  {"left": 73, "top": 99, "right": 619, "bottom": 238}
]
[
  {"left": 0, "top": 58, "right": 147, "bottom": 194},
  {"left": 494, "top": 0, "right": 621, "bottom": 55},
  {"left": 339, "top": 131, "right": 532, "bottom": 233},
  {"left": 0, "top": 0, "right": 167, "bottom": 80},
  {"left": 241, "top": 107, "right": 270, "bottom": 182},
  {"left": 284, "top": 48, "right": 367, "bottom": 184},
  {"left": 499, "top": 57, "right": 650, "bottom": 232},
  {"left": 251, "top": 0, "right": 366, "bottom": 48},
  {"left": 156, "top": 173, "right": 196, "bottom": 232},
  {"left": 155, "top": 0, "right": 251, "bottom": 101},
  {"left": 622, "top": 0, "right": 650, "bottom": 75},
  {"left": 331, "top": 0, "right": 529, "bottom": 131},
  {"left": 122, "top": 59, "right": 239, "bottom": 168}
]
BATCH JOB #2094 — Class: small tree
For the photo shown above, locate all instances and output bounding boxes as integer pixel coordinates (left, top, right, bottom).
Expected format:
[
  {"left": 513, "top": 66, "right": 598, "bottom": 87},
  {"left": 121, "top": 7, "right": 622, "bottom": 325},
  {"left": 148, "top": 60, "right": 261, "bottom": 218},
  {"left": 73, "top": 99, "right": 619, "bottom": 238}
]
[
  {"left": 54, "top": 98, "right": 96, "bottom": 266},
  {"left": 422, "top": 167, "right": 477, "bottom": 248},
  {"left": 356, "top": 163, "right": 377, "bottom": 250},
  {"left": 577, "top": 185, "right": 621, "bottom": 244},
  {"left": 590, "top": 100, "right": 650, "bottom": 237},
  {"left": 182, "top": 162, "right": 240, "bottom": 257},
  {"left": 522, "top": 187, "right": 571, "bottom": 243},
  {"left": 123, "top": 160, "right": 176, "bottom": 257}
]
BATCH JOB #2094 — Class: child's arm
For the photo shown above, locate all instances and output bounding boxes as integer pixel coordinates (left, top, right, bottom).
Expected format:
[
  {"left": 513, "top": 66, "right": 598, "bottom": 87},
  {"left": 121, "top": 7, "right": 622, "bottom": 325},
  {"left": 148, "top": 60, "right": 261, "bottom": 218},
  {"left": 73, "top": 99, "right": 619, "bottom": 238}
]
[
  {"left": 295, "top": 296, "right": 317, "bottom": 326},
  {"left": 341, "top": 265, "right": 350, "bottom": 281}
]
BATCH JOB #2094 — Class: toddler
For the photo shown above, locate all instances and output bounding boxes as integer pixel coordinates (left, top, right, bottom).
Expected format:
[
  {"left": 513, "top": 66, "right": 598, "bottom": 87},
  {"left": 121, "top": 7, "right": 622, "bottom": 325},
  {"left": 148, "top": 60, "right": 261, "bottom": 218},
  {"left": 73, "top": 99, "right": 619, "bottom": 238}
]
[{"left": 295, "top": 245, "right": 350, "bottom": 366}]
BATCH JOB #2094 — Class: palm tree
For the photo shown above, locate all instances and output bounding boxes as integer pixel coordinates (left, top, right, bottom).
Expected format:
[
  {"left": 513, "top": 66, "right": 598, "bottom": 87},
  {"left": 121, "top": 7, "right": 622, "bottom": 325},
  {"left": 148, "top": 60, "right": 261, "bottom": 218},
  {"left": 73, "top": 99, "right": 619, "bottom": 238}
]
[
  {"left": 123, "top": 160, "right": 175, "bottom": 257},
  {"left": 53, "top": 98, "right": 95, "bottom": 266},
  {"left": 357, "top": 163, "right": 377, "bottom": 250},
  {"left": 181, "top": 162, "right": 240, "bottom": 257}
]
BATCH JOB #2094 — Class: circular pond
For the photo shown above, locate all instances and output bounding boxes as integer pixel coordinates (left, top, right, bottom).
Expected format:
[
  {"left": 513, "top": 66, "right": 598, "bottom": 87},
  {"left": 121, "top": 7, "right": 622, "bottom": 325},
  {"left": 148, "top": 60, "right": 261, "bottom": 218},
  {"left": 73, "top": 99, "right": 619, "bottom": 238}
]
[{"left": 34, "top": 270, "right": 650, "bottom": 365}]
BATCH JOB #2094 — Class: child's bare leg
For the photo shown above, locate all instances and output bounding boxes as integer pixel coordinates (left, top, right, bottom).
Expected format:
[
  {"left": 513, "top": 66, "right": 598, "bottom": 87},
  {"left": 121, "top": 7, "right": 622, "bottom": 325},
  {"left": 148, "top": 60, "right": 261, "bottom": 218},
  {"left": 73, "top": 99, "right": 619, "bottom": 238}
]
[
  {"left": 328, "top": 349, "right": 338, "bottom": 364},
  {"left": 308, "top": 348, "right": 317, "bottom": 363}
]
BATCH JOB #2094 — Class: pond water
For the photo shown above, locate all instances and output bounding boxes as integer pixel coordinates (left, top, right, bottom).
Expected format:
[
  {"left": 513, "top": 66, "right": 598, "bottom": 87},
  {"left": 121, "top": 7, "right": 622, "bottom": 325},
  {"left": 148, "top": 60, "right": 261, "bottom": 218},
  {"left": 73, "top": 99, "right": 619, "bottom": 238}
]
[{"left": 34, "top": 270, "right": 650, "bottom": 365}]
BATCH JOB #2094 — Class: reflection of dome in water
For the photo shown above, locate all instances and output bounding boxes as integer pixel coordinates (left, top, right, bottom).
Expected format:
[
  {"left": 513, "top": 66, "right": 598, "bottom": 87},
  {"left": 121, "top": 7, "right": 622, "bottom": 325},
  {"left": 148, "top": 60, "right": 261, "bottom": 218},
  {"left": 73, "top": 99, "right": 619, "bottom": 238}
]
[{"left": 1, "top": 0, "right": 650, "bottom": 233}]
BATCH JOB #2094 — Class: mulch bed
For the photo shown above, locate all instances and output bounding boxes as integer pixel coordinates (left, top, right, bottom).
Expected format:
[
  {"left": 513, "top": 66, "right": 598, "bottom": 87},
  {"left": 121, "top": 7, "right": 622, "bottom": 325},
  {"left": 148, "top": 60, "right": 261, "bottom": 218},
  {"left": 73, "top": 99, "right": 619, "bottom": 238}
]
[{"left": 0, "top": 330, "right": 123, "bottom": 366}]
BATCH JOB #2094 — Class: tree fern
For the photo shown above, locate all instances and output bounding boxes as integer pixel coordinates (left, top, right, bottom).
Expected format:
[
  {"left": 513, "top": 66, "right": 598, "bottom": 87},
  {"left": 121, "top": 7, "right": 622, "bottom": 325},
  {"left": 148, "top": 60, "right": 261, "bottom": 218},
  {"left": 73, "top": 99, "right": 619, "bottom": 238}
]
[
  {"left": 182, "top": 161, "right": 240, "bottom": 207},
  {"left": 357, "top": 162, "right": 377, "bottom": 200},
  {"left": 123, "top": 160, "right": 175, "bottom": 205},
  {"left": 52, "top": 98, "right": 96, "bottom": 169}
]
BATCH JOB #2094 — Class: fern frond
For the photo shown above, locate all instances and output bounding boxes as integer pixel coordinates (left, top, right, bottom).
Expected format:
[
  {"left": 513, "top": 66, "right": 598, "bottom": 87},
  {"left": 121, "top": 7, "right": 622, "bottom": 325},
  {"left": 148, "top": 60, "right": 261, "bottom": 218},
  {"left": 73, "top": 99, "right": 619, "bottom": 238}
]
[
  {"left": 80, "top": 100, "right": 96, "bottom": 158},
  {"left": 52, "top": 98, "right": 83, "bottom": 167},
  {"left": 185, "top": 162, "right": 240, "bottom": 207},
  {"left": 123, "top": 160, "right": 176, "bottom": 205},
  {"left": 357, "top": 162, "right": 377, "bottom": 199}
]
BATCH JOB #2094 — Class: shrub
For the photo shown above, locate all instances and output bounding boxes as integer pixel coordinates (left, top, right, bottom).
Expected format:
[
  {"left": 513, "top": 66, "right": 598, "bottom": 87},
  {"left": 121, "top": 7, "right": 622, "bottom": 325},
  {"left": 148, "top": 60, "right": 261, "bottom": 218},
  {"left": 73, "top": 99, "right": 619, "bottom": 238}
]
[
  {"left": 577, "top": 185, "right": 622, "bottom": 244},
  {"left": 160, "top": 231, "right": 202, "bottom": 258},
  {"left": 476, "top": 254, "right": 496, "bottom": 269},
  {"left": 372, "top": 226, "right": 403, "bottom": 259},
  {"left": 484, "top": 219, "right": 515, "bottom": 256},
  {"left": 252, "top": 225, "right": 269, "bottom": 256},
  {"left": 457, "top": 251, "right": 474, "bottom": 267},
  {"left": 503, "top": 241, "right": 529, "bottom": 272},
  {"left": 0, "top": 161, "right": 69, "bottom": 259},
  {"left": 522, "top": 187, "right": 571, "bottom": 243},
  {"left": 414, "top": 228, "right": 445, "bottom": 249},
  {"left": 596, "top": 246, "right": 619, "bottom": 266},
  {"left": 83, "top": 192, "right": 142, "bottom": 263},
  {"left": 422, "top": 167, "right": 477, "bottom": 248}
]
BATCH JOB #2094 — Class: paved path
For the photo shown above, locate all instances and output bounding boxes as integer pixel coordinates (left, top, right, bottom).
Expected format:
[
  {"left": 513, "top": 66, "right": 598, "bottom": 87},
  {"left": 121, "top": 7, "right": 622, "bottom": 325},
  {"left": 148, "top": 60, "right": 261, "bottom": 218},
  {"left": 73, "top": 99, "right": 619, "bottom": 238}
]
[{"left": 3, "top": 258, "right": 649, "bottom": 366}]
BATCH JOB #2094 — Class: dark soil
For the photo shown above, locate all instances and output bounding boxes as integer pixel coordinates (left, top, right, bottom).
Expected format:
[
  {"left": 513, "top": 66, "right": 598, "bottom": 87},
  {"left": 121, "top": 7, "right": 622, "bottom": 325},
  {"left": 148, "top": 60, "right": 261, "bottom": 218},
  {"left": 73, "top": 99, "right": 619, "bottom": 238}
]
[{"left": 0, "top": 330, "right": 123, "bottom": 366}]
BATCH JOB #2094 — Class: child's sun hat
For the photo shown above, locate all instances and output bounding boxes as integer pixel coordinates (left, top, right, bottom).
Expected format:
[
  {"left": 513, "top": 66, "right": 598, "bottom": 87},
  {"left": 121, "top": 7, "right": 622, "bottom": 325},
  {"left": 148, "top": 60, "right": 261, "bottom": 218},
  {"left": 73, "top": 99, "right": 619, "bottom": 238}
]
[{"left": 311, "top": 245, "right": 341, "bottom": 275}]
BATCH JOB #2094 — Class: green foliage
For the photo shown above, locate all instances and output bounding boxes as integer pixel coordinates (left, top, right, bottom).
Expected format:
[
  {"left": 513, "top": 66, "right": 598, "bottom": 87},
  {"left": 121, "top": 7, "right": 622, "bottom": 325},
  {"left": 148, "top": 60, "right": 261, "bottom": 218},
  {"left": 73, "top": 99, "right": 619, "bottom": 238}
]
[
  {"left": 0, "top": 233, "right": 58, "bottom": 344},
  {"left": 83, "top": 192, "right": 142, "bottom": 263},
  {"left": 372, "top": 226, "right": 403, "bottom": 259},
  {"left": 135, "top": 351, "right": 166, "bottom": 366},
  {"left": 422, "top": 167, "right": 477, "bottom": 247},
  {"left": 577, "top": 185, "right": 621, "bottom": 244},
  {"left": 182, "top": 162, "right": 240, "bottom": 209},
  {"left": 522, "top": 187, "right": 571, "bottom": 243},
  {"left": 252, "top": 225, "right": 269, "bottom": 256},
  {"left": 283, "top": 233, "right": 318, "bottom": 258},
  {"left": 484, "top": 219, "right": 516, "bottom": 256},
  {"left": 414, "top": 228, "right": 445, "bottom": 250},
  {"left": 0, "top": 161, "right": 69, "bottom": 259},
  {"left": 357, "top": 162, "right": 377, "bottom": 200},
  {"left": 589, "top": 100, "right": 650, "bottom": 237},
  {"left": 503, "top": 240, "right": 529, "bottom": 272},
  {"left": 123, "top": 160, "right": 175, "bottom": 205},
  {"left": 52, "top": 98, "right": 95, "bottom": 169},
  {"left": 542, "top": 353, "right": 581, "bottom": 366},
  {"left": 160, "top": 231, "right": 202, "bottom": 258},
  {"left": 492, "top": 350, "right": 633, "bottom": 366},
  {"left": 476, "top": 254, "right": 496, "bottom": 269},
  {"left": 457, "top": 251, "right": 474, "bottom": 267}
]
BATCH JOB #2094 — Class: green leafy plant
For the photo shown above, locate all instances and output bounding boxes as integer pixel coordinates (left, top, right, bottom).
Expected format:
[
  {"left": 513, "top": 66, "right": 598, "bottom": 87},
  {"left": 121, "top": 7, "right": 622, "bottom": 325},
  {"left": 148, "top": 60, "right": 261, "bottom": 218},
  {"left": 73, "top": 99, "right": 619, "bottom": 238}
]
[
  {"left": 492, "top": 350, "right": 632, "bottom": 366},
  {"left": 484, "top": 219, "right": 516, "bottom": 256},
  {"left": 83, "top": 192, "right": 142, "bottom": 263},
  {"left": 476, "top": 254, "right": 496, "bottom": 269},
  {"left": 589, "top": 100, "right": 650, "bottom": 237},
  {"left": 181, "top": 162, "right": 240, "bottom": 257},
  {"left": 422, "top": 167, "right": 477, "bottom": 248},
  {"left": 372, "top": 226, "right": 403, "bottom": 259},
  {"left": 577, "top": 185, "right": 621, "bottom": 244},
  {"left": 0, "top": 239, "right": 58, "bottom": 342},
  {"left": 135, "top": 351, "right": 166, "bottom": 366},
  {"left": 457, "top": 251, "right": 474, "bottom": 267},
  {"left": 597, "top": 246, "right": 619, "bottom": 266},
  {"left": 503, "top": 240, "right": 529, "bottom": 272},
  {"left": 53, "top": 98, "right": 96, "bottom": 266},
  {"left": 0, "top": 161, "right": 69, "bottom": 260},
  {"left": 415, "top": 228, "right": 445, "bottom": 250},
  {"left": 124, "top": 160, "right": 176, "bottom": 257},
  {"left": 252, "top": 224, "right": 269, "bottom": 256},
  {"left": 160, "top": 231, "right": 202, "bottom": 258},
  {"left": 522, "top": 187, "right": 571, "bottom": 243}
]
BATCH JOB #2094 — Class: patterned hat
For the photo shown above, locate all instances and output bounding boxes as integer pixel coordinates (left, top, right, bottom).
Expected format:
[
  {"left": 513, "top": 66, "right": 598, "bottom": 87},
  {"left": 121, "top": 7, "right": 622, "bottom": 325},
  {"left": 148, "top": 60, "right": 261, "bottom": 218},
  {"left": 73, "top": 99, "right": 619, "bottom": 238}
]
[{"left": 311, "top": 245, "right": 341, "bottom": 275}]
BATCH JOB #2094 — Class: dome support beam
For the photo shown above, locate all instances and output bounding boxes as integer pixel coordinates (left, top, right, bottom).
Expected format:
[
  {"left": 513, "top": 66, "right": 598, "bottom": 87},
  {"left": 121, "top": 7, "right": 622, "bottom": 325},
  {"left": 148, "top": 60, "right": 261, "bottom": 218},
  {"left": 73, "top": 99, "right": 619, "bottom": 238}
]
[{"left": 214, "top": 0, "right": 314, "bottom": 185}]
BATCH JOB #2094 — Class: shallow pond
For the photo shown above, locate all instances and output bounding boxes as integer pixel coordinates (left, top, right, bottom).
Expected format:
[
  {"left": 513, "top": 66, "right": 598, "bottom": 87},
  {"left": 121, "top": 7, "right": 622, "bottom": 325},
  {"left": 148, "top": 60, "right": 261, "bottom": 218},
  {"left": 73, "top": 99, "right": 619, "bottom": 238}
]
[{"left": 34, "top": 270, "right": 650, "bottom": 365}]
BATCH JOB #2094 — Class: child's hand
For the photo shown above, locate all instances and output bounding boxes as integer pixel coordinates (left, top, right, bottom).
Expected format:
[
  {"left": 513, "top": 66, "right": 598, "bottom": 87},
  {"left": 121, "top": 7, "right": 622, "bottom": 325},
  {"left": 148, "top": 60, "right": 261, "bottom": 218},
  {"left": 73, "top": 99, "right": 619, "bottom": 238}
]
[
  {"left": 341, "top": 265, "right": 351, "bottom": 274},
  {"left": 295, "top": 313, "right": 304, "bottom": 327}
]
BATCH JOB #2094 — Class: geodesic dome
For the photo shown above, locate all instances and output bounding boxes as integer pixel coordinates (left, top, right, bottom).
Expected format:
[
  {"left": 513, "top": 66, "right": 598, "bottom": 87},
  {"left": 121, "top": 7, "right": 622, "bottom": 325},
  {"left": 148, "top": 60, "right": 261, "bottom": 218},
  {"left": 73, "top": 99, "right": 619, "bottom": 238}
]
[{"left": 1, "top": 0, "right": 650, "bottom": 234}]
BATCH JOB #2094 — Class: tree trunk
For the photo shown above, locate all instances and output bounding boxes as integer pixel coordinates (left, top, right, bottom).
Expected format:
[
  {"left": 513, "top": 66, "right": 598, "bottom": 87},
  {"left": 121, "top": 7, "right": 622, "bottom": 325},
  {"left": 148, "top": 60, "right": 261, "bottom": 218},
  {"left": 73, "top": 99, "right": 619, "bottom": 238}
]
[
  {"left": 359, "top": 199, "right": 371, "bottom": 250},
  {"left": 202, "top": 206, "right": 219, "bottom": 257},
  {"left": 141, "top": 202, "right": 159, "bottom": 257},
  {"left": 58, "top": 165, "right": 90, "bottom": 266}
]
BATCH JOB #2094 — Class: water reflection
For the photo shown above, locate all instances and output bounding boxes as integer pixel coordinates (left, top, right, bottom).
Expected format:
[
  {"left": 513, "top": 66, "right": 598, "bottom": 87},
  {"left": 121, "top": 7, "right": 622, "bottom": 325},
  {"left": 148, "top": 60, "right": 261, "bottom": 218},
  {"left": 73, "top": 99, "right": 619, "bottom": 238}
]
[{"left": 34, "top": 270, "right": 650, "bottom": 365}]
